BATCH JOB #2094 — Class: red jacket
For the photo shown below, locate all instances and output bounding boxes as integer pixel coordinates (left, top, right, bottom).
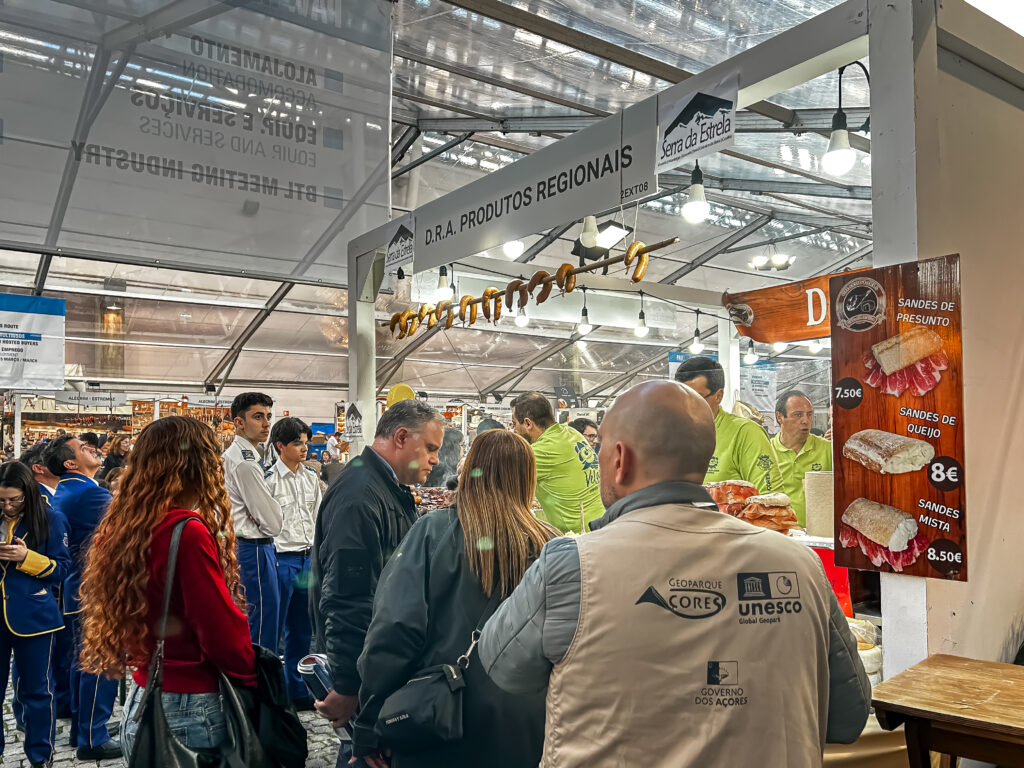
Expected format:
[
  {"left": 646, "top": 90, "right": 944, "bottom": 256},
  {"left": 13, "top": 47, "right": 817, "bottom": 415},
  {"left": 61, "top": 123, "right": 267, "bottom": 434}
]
[{"left": 133, "top": 508, "right": 256, "bottom": 692}]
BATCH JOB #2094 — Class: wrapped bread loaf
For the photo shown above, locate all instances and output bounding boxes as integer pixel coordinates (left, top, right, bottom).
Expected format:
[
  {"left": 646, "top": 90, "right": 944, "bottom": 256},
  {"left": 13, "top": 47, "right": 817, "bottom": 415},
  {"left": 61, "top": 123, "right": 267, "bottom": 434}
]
[{"left": 843, "top": 429, "right": 935, "bottom": 474}]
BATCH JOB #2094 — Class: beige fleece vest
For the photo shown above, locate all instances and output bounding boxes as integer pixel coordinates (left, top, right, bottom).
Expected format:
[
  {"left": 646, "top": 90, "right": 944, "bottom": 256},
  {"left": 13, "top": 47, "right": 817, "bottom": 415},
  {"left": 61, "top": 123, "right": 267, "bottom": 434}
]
[{"left": 541, "top": 503, "right": 835, "bottom": 768}]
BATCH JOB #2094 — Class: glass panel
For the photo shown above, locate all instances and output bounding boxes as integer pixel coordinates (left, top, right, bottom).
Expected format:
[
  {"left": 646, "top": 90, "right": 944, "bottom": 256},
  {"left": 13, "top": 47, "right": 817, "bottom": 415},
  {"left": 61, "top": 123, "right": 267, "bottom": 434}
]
[
  {"left": 44, "top": 256, "right": 277, "bottom": 304},
  {"left": 278, "top": 283, "right": 348, "bottom": 315},
  {"left": 229, "top": 350, "right": 348, "bottom": 385},
  {"left": 0, "top": 251, "right": 42, "bottom": 289},
  {"left": 64, "top": 339, "right": 223, "bottom": 382},
  {"left": 247, "top": 311, "right": 348, "bottom": 355},
  {"left": 55, "top": 291, "right": 255, "bottom": 347}
]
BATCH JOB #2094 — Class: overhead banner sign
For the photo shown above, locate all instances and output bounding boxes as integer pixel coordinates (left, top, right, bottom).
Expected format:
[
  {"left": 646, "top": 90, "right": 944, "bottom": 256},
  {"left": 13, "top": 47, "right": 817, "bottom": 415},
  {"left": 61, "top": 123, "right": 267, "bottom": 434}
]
[
  {"left": 656, "top": 72, "right": 738, "bottom": 174},
  {"left": 830, "top": 254, "right": 966, "bottom": 581},
  {"left": 55, "top": 391, "right": 128, "bottom": 408},
  {"left": 413, "top": 109, "right": 657, "bottom": 271},
  {"left": 0, "top": 293, "right": 65, "bottom": 390},
  {"left": 722, "top": 269, "right": 868, "bottom": 343},
  {"left": 188, "top": 395, "right": 232, "bottom": 408}
]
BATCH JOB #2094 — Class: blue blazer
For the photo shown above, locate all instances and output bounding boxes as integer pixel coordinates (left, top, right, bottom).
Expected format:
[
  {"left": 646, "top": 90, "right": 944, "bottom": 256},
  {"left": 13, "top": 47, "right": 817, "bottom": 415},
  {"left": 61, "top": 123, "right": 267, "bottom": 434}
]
[
  {"left": 1, "top": 510, "right": 70, "bottom": 636},
  {"left": 52, "top": 473, "right": 111, "bottom": 615}
]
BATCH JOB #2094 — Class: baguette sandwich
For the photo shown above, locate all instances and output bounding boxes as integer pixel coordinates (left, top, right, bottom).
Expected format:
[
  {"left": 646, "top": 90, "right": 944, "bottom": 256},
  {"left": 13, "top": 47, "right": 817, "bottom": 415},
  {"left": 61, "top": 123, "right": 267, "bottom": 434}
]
[
  {"left": 863, "top": 325, "right": 948, "bottom": 398},
  {"left": 843, "top": 429, "right": 935, "bottom": 474},
  {"left": 737, "top": 493, "right": 800, "bottom": 534},
  {"left": 839, "top": 498, "right": 928, "bottom": 571}
]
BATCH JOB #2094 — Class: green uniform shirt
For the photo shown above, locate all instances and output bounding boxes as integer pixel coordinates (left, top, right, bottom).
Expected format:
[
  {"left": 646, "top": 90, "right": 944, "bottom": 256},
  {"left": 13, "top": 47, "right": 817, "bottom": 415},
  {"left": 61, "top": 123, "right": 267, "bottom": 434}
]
[
  {"left": 704, "top": 408, "right": 784, "bottom": 495},
  {"left": 770, "top": 432, "right": 833, "bottom": 527},
  {"left": 531, "top": 423, "right": 605, "bottom": 534}
]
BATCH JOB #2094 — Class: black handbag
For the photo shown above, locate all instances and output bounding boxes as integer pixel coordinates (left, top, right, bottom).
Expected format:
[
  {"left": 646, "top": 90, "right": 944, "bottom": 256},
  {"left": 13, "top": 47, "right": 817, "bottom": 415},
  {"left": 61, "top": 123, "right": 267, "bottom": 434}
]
[
  {"left": 374, "top": 587, "right": 501, "bottom": 752},
  {"left": 129, "top": 518, "right": 272, "bottom": 768}
]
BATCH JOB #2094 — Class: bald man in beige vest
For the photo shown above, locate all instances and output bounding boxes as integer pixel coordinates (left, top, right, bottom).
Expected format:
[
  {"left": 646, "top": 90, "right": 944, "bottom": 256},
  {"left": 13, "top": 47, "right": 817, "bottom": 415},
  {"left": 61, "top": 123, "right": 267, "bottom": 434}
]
[{"left": 479, "top": 381, "right": 870, "bottom": 767}]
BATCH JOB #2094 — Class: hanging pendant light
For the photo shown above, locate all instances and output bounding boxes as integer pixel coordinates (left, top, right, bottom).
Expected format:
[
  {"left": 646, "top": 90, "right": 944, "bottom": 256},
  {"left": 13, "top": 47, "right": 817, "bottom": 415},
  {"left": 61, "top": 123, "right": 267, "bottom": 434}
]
[
  {"left": 689, "top": 310, "right": 705, "bottom": 354},
  {"left": 514, "top": 306, "right": 529, "bottom": 327},
  {"left": 822, "top": 63, "right": 870, "bottom": 177},
  {"left": 634, "top": 292, "right": 650, "bottom": 338},
  {"left": 682, "top": 161, "right": 711, "bottom": 224},
  {"left": 579, "top": 216, "right": 599, "bottom": 248},
  {"left": 435, "top": 265, "right": 454, "bottom": 301},
  {"left": 744, "top": 338, "right": 759, "bottom": 365},
  {"left": 577, "top": 288, "right": 593, "bottom": 335}
]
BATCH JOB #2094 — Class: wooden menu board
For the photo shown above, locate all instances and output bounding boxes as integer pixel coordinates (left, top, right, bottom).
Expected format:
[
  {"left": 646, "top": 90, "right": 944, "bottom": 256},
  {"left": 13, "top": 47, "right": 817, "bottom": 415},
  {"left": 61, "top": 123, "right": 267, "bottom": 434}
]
[{"left": 830, "top": 254, "right": 966, "bottom": 581}]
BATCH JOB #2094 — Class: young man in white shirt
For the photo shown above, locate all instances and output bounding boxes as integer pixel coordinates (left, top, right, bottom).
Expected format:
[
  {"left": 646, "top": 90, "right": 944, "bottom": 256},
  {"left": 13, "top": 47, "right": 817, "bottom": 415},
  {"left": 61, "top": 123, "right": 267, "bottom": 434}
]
[
  {"left": 266, "top": 417, "right": 323, "bottom": 709},
  {"left": 326, "top": 432, "right": 340, "bottom": 460}
]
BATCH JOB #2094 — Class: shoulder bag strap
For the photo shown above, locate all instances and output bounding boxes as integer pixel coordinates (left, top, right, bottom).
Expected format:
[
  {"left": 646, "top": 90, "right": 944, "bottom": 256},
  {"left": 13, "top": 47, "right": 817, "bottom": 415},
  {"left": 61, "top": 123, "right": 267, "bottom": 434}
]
[{"left": 456, "top": 584, "right": 503, "bottom": 670}]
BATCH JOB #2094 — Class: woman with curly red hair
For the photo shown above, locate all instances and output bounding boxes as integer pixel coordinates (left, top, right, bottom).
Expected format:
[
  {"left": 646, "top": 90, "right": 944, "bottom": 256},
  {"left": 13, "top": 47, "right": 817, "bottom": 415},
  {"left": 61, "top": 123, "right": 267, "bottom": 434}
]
[{"left": 79, "top": 416, "right": 256, "bottom": 759}]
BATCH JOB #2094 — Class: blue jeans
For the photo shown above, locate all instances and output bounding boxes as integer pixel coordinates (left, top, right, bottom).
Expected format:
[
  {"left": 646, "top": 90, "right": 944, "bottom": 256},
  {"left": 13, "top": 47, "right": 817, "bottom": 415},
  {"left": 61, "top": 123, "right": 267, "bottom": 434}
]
[
  {"left": 121, "top": 683, "right": 227, "bottom": 762},
  {"left": 276, "top": 550, "right": 313, "bottom": 701}
]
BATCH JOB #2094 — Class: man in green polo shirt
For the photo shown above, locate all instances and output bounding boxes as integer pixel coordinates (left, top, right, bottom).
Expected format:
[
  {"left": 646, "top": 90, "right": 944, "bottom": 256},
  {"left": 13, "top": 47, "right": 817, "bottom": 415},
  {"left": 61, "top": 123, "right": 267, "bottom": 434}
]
[
  {"left": 770, "top": 389, "right": 833, "bottom": 526},
  {"left": 674, "top": 357, "right": 783, "bottom": 495},
  {"left": 511, "top": 392, "right": 604, "bottom": 533}
]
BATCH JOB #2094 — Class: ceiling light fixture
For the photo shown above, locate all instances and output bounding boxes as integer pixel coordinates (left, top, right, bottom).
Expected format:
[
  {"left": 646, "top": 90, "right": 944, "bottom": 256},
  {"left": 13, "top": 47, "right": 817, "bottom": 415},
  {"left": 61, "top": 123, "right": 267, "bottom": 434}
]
[
  {"left": 514, "top": 306, "right": 529, "bottom": 327},
  {"left": 105, "top": 303, "right": 121, "bottom": 311},
  {"left": 682, "top": 161, "right": 711, "bottom": 224},
  {"left": 502, "top": 240, "right": 525, "bottom": 259},
  {"left": 436, "top": 265, "right": 454, "bottom": 301},
  {"left": 773, "top": 341, "right": 788, "bottom": 353},
  {"left": 807, "top": 339, "right": 823, "bottom": 353},
  {"left": 634, "top": 292, "right": 650, "bottom": 338},
  {"left": 689, "top": 310, "right": 705, "bottom": 354},
  {"left": 577, "top": 287, "right": 593, "bottom": 335},
  {"left": 750, "top": 253, "right": 769, "bottom": 268},
  {"left": 579, "top": 215, "right": 599, "bottom": 249},
  {"left": 823, "top": 62, "right": 870, "bottom": 177},
  {"left": 744, "top": 338, "right": 759, "bottom": 365},
  {"left": 771, "top": 251, "right": 791, "bottom": 267}
]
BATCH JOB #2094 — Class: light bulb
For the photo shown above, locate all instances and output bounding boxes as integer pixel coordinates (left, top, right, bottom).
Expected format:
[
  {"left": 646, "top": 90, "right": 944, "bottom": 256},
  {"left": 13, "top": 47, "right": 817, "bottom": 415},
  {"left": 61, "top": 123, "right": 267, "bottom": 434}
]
[
  {"left": 514, "top": 307, "right": 529, "bottom": 327},
  {"left": 751, "top": 254, "right": 769, "bottom": 268},
  {"left": 579, "top": 216, "right": 598, "bottom": 249},
  {"left": 577, "top": 307, "right": 592, "bottom": 335},
  {"left": 808, "top": 340, "right": 823, "bottom": 353},
  {"left": 822, "top": 110, "right": 856, "bottom": 177},
  {"left": 689, "top": 332, "right": 705, "bottom": 355},
  {"left": 771, "top": 252, "right": 790, "bottom": 267},
  {"left": 773, "top": 341, "right": 788, "bottom": 353},
  {"left": 634, "top": 310, "right": 649, "bottom": 338},
  {"left": 744, "top": 339, "right": 758, "bottom": 365},
  {"left": 682, "top": 163, "right": 710, "bottom": 224},
  {"left": 502, "top": 240, "right": 525, "bottom": 259},
  {"left": 435, "top": 278, "right": 454, "bottom": 302}
]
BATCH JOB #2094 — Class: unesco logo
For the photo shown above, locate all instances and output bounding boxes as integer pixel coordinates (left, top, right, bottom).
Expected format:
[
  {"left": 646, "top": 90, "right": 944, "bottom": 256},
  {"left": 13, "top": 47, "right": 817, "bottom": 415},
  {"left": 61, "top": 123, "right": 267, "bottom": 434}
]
[{"left": 835, "top": 277, "right": 886, "bottom": 332}]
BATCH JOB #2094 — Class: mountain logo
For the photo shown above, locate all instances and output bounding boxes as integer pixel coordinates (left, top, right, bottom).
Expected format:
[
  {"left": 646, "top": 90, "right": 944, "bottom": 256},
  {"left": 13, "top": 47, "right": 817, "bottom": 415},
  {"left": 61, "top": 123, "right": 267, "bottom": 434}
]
[
  {"left": 636, "top": 585, "right": 726, "bottom": 619},
  {"left": 664, "top": 92, "right": 734, "bottom": 138},
  {"left": 385, "top": 224, "right": 415, "bottom": 269}
]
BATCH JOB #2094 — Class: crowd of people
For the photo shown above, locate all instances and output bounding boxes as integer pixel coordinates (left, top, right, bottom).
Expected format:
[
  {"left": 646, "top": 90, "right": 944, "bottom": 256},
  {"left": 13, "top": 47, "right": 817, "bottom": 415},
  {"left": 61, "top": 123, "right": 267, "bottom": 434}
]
[{"left": 0, "top": 372, "right": 867, "bottom": 768}]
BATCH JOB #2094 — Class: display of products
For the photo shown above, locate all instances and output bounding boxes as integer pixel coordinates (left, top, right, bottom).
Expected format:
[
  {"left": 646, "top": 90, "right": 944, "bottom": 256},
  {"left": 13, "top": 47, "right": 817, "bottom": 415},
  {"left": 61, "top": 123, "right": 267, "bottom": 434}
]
[
  {"left": 705, "top": 479, "right": 758, "bottom": 515},
  {"left": 736, "top": 492, "right": 800, "bottom": 533}
]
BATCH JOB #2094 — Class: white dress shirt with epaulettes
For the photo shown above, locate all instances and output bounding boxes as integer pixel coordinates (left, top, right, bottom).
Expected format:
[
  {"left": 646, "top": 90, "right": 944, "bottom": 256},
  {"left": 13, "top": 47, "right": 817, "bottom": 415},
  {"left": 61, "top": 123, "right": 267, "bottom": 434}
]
[
  {"left": 223, "top": 435, "right": 283, "bottom": 539},
  {"left": 266, "top": 458, "right": 322, "bottom": 553}
]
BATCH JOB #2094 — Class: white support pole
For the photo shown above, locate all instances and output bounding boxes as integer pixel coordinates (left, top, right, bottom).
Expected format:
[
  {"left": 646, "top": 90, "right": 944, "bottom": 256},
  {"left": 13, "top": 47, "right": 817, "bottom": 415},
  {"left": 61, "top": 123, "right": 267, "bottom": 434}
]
[
  {"left": 13, "top": 393, "right": 22, "bottom": 454},
  {"left": 347, "top": 248, "right": 384, "bottom": 451},
  {"left": 718, "top": 316, "right": 741, "bottom": 411}
]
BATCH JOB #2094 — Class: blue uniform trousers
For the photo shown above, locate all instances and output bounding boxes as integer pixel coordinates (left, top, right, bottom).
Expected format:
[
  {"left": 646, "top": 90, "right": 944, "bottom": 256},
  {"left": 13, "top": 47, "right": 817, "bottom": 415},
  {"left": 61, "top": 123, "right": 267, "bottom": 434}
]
[
  {"left": 67, "top": 611, "right": 118, "bottom": 748},
  {"left": 13, "top": 622, "right": 72, "bottom": 725},
  {"left": 237, "top": 540, "right": 280, "bottom": 653},
  {"left": 275, "top": 550, "right": 313, "bottom": 701},
  {"left": 0, "top": 625, "right": 57, "bottom": 764}
]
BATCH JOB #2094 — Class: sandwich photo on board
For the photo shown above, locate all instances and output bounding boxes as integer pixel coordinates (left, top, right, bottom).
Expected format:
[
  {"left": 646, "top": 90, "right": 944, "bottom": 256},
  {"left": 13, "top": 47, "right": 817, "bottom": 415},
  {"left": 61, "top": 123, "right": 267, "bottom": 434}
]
[
  {"left": 843, "top": 429, "right": 935, "bottom": 474},
  {"left": 839, "top": 498, "right": 929, "bottom": 572},
  {"left": 863, "top": 325, "right": 948, "bottom": 398}
]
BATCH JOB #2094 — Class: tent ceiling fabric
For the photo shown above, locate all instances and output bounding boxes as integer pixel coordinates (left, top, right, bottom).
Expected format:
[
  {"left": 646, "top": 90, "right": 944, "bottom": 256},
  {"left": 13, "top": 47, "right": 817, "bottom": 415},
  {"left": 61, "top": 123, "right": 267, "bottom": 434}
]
[{"left": 0, "top": 0, "right": 866, "bottom": 394}]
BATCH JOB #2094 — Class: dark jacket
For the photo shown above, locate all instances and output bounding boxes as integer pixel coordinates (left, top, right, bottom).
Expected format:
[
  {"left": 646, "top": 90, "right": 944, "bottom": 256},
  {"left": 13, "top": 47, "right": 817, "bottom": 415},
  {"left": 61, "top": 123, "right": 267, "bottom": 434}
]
[
  {"left": 98, "top": 452, "right": 124, "bottom": 479},
  {"left": 310, "top": 446, "right": 418, "bottom": 695},
  {"left": 352, "top": 508, "right": 546, "bottom": 768}
]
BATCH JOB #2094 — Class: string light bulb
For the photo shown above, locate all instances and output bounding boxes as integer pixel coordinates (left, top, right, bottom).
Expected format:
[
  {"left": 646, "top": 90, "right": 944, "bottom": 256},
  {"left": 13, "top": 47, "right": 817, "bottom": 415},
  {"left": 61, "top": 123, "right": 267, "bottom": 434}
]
[
  {"left": 689, "top": 310, "right": 705, "bottom": 354},
  {"left": 502, "top": 240, "right": 525, "bottom": 259},
  {"left": 823, "top": 63, "right": 870, "bottom": 177},
  {"left": 682, "top": 161, "right": 711, "bottom": 224},
  {"left": 514, "top": 306, "right": 529, "bottom": 327},
  {"left": 744, "top": 338, "right": 759, "bottom": 365},
  {"left": 773, "top": 341, "right": 788, "bottom": 353},
  {"left": 577, "top": 288, "right": 593, "bottom": 335},
  {"left": 634, "top": 292, "right": 650, "bottom": 338},
  {"left": 808, "top": 339, "right": 823, "bottom": 353}
]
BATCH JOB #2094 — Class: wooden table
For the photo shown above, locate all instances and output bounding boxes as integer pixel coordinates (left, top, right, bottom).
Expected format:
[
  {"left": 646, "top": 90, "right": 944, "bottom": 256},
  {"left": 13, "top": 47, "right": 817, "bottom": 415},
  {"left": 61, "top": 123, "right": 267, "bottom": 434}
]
[{"left": 872, "top": 654, "right": 1024, "bottom": 768}]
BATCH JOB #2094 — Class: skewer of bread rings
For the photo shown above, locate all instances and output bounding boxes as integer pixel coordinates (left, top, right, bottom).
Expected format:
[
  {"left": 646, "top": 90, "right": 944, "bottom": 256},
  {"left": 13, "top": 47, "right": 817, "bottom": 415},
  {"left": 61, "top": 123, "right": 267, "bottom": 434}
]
[{"left": 387, "top": 236, "right": 677, "bottom": 337}]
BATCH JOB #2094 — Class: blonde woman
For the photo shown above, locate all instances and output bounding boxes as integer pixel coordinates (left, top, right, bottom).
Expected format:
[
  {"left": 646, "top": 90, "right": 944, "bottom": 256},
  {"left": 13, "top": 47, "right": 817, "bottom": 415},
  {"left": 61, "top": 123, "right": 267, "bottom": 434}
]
[{"left": 351, "top": 429, "right": 557, "bottom": 768}]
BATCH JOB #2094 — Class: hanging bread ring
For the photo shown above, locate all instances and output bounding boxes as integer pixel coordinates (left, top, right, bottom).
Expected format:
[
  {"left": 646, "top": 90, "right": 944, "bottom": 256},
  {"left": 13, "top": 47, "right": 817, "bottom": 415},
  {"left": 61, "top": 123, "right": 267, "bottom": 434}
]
[
  {"left": 624, "top": 241, "right": 645, "bottom": 268},
  {"left": 418, "top": 304, "right": 434, "bottom": 322},
  {"left": 562, "top": 271, "right": 577, "bottom": 293},
  {"left": 389, "top": 312, "right": 403, "bottom": 334},
  {"left": 459, "top": 295, "right": 474, "bottom": 323},
  {"left": 555, "top": 264, "right": 574, "bottom": 289},
  {"left": 518, "top": 285, "right": 530, "bottom": 308},
  {"left": 534, "top": 273, "right": 553, "bottom": 304},
  {"left": 631, "top": 253, "right": 649, "bottom": 283},
  {"left": 504, "top": 280, "right": 525, "bottom": 311},
  {"left": 481, "top": 288, "right": 501, "bottom": 321},
  {"left": 426, "top": 312, "right": 437, "bottom": 329},
  {"left": 397, "top": 321, "right": 408, "bottom": 339},
  {"left": 468, "top": 302, "right": 478, "bottom": 325}
]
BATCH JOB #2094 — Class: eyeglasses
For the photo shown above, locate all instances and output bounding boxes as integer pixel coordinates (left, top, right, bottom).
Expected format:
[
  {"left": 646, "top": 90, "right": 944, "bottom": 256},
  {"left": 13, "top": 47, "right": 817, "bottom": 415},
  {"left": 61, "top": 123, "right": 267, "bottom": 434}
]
[
  {"left": 0, "top": 496, "right": 25, "bottom": 508},
  {"left": 584, "top": 434, "right": 599, "bottom": 444}
]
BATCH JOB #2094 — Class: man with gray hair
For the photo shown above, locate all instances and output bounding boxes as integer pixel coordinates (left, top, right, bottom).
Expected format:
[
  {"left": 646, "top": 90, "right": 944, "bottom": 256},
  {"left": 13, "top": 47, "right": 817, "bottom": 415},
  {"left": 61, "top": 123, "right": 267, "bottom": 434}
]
[{"left": 311, "top": 399, "right": 444, "bottom": 739}]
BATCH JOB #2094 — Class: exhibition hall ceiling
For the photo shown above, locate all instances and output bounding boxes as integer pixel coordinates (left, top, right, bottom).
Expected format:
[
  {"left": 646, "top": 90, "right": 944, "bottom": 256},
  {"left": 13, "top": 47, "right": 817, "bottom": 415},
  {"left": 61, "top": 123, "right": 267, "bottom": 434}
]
[{"left": 0, "top": 0, "right": 871, "bottom": 397}]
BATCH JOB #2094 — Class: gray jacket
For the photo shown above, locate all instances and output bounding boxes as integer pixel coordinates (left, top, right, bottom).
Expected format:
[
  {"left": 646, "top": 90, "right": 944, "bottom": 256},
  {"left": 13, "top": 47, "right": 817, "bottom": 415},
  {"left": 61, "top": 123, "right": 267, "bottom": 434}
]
[{"left": 478, "top": 480, "right": 871, "bottom": 749}]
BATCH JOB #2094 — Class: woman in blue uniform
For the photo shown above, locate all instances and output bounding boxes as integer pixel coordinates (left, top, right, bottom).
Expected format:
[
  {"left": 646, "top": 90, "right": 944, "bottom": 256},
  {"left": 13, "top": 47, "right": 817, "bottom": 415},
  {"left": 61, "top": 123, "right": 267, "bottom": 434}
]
[{"left": 0, "top": 462, "right": 70, "bottom": 768}]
